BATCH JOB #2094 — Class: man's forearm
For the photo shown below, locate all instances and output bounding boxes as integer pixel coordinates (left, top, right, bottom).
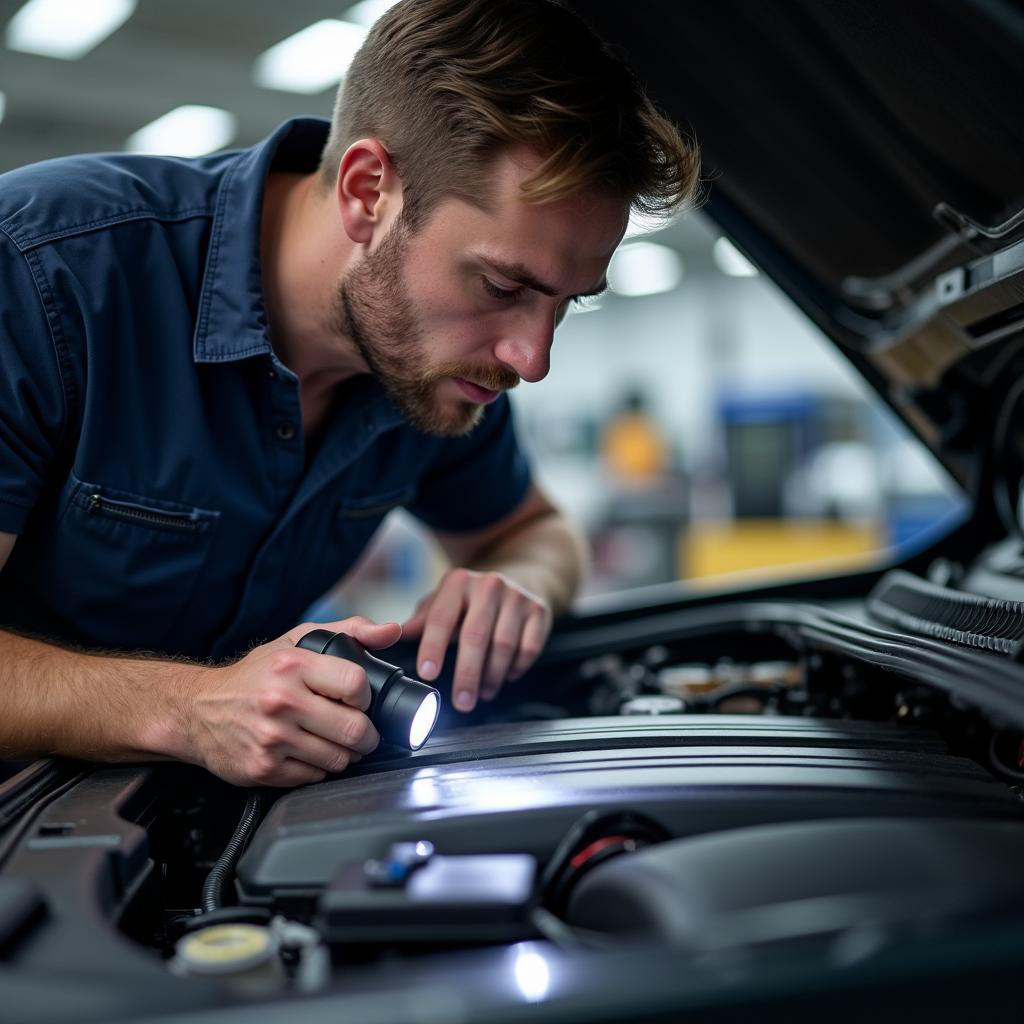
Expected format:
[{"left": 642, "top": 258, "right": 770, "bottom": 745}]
[
  {"left": 463, "top": 512, "right": 589, "bottom": 614},
  {"left": 0, "top": 617, "right": 393, "bottom": 788},
  {"left": 0, "top": 629, "right": 200, "bottom": 763}
]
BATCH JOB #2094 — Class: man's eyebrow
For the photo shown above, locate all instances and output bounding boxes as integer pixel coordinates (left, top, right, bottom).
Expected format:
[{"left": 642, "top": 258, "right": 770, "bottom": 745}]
[{"left": 480, "top": 257, "right": 607, "bottom": 299}]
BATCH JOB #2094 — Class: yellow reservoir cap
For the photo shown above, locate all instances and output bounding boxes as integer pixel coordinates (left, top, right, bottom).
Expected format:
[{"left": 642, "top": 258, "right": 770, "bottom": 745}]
[{"left": 177, "top": 924, "right": 274, "bottom": 972}]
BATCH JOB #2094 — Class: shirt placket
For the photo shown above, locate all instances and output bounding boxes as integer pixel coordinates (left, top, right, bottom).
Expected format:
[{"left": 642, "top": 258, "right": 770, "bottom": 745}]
[{"left": 209, "top": 381, "right": 394, "bottom": 658}]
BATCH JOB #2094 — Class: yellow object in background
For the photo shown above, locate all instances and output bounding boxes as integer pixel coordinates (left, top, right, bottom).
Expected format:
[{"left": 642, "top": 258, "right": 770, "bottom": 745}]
[
  {"left": 682, "top": 519, "right": 884, "bottom": 581},
  {"left": 602, "top": 412, "right": 669, "bottom": 482}
]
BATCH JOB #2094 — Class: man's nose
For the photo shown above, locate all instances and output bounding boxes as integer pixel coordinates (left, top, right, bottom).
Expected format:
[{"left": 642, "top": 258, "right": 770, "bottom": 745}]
[{"left": 494, "top": 315, "right": 554, "bottom": 383}]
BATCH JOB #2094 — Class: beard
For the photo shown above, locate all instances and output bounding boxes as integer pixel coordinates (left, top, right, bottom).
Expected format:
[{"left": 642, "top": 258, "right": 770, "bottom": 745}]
[{"left": 327, "top": 219, "right": 518, "bottom": 438}]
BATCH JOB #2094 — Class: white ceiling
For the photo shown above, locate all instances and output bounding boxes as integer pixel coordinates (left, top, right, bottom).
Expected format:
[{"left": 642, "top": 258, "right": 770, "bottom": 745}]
[
  {"left": 0, "top": 0, "right": 726, "bottom": 268},
  {"left": 0, "top": 1, "right": 368, "bottom": 172}
]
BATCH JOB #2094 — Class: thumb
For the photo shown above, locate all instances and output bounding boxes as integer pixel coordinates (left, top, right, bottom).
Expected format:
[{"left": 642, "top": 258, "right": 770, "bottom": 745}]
[
  {"left": 337, "top": 617, "right": 403, "bottom": 650},
  {"left": 286, "top": 617, "right": 402, "bottom": 650}
]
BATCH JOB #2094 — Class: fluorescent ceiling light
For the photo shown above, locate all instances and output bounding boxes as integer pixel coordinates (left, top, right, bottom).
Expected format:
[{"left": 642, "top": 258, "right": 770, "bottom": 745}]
[
  {"left": 0, "top": 92, "right": 6, "bottom": 127},
  {"left": 125, "top": 106, "right": 237, "bottom": 158},
  {"left": 609, "top": 241, "right": 684, "bottom": 297},
  {"left": 254, "top": 19, "right": 367, "bottom": 94},
  {"left": 343, "top": 0, "right": 400, "bottom": 28},
  {"left": 713, "top": 236, "right": 759, "bottom": 277},
  {"left": 5, "top": 0, "right": 136, "bottom": 60}
]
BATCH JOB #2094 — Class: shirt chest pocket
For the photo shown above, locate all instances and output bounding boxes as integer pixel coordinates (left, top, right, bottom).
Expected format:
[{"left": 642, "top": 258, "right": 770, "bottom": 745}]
[
  {"left": 336, "top": 484, "right": 417, "bottom": 522},
  {"left": 327, "top": 485, "right": 417, "bottom": 573},
  {"left": 36, "top": 474, "right": 220, "bottom": 650}
]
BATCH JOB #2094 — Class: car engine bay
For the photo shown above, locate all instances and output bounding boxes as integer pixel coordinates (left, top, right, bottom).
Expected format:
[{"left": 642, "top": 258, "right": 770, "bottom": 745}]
[
  {"left": 7, "top": 538, "right": 1024, "bottom": 1021},
  {"left": 2, "top": 4, "right": 1023, "bottom": 1014}
]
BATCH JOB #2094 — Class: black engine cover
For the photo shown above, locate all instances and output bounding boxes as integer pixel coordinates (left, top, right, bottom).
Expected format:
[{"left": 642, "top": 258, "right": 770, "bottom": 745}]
[{"left": 237, "top": 716, "right": 1020, "bottom": 908}]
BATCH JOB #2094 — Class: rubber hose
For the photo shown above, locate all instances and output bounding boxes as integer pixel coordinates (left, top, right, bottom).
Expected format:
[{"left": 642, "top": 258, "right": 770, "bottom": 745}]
[{"left": 200, "top": 790, "right": 264, "bottom": 914}]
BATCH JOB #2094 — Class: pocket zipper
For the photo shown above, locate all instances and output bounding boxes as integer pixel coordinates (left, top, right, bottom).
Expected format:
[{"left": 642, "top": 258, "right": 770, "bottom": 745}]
[
  {"left": 339, "top": 501, "right": 406, "bottom": 519},
  {"left": 88, "top": 491, "right": 201, "bottom": 532}
]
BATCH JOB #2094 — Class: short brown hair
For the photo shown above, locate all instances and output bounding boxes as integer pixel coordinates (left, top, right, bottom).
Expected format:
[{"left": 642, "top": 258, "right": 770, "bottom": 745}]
[{"left": 319, "top": 0, "right": 700, "bottom": 227}]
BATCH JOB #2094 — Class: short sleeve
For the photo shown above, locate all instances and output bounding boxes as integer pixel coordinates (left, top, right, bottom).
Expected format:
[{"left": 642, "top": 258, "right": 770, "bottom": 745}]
[
  {"left": 0, "top": 231, "right": 67, "bottom": 534},
  {"left": 407, "top": 394, "right": 532, "bottom": 533}
]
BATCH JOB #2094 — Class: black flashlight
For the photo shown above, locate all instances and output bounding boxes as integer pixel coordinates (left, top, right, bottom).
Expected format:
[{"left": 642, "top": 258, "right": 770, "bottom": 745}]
[{"left": 296, "top": 630, "right": 441, "bottom": 750}]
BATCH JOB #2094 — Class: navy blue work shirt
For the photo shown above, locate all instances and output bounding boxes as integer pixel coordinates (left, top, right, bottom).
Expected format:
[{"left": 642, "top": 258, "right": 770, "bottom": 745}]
[{"left": 0, "top": 119, "right": 531, "bottom": 660}]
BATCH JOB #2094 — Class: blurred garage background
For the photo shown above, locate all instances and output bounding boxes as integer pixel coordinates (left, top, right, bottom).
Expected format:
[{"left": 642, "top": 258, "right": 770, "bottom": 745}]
[{"left": 0, "top": 0, "right": 966, "bottom": 619}]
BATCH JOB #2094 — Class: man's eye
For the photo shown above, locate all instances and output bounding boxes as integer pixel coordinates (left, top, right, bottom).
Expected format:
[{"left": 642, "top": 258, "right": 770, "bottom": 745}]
[{"left": 482, "top": 278, "right": 523, "bottom": 302}]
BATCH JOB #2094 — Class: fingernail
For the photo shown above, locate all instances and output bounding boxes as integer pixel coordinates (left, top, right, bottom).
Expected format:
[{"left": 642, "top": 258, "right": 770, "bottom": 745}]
[
  {"left": 454, "top": 690, "right": 474, "bottom": 711},
  {"left": 420, "top": 660, "right": 437, "bottom": 679}
]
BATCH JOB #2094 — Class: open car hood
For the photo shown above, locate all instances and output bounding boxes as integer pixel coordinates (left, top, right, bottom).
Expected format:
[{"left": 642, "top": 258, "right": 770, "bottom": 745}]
[{"left": 569, "top": 0, "right": 1024, "bottom": 501}]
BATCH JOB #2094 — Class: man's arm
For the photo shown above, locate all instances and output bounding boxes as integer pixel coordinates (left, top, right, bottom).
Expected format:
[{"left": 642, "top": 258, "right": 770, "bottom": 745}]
[
  {"left": 0, "top": 529, "right": 391, "bottom": 787},
  {"left": 401, "top": 485, "right": 589, "bottom": 710}
]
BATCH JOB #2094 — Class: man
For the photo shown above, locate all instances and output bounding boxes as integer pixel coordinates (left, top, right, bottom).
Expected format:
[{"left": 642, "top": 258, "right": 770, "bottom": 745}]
[{"left": 0, "top": 0, "right": 699, "bottom": 786}]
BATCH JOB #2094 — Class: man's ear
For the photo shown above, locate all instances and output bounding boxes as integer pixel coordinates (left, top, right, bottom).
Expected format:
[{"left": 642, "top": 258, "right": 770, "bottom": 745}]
[{"left": 336, "top": 139, "right": 402, "bottom": 246}]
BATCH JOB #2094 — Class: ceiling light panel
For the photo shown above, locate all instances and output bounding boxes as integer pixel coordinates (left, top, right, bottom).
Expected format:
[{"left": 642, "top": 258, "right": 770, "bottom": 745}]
[
  {"left": 609, "top": 242, "right": 684, "bottom": 297},
  {"left": 125, "top": 106, "right": 237, "bottom": 158},
  {"left": 5, "top": 0, "right": 136, "bottom": 60},
  {"left": 253, "top": 19, "right": 367, "bottom": 94}
]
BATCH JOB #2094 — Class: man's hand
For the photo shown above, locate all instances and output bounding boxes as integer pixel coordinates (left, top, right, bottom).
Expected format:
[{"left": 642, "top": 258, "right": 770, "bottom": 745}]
[
  {"left": 401, "top": 568, "right": 552, "bottom": 712},
  {"left": 180, "top": 617, "right": 402, "bottom": 787}
]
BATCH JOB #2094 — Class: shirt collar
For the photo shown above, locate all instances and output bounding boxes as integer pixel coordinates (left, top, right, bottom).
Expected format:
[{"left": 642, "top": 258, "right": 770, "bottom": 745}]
[{"left": 193, "top": 118, "right": 330, "bottom": 364}]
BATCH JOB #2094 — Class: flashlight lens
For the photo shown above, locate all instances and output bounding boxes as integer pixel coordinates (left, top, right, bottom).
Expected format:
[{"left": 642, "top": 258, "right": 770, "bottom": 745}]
[{"left": 408, "top": 691, "right": 440, "bottom": 750}]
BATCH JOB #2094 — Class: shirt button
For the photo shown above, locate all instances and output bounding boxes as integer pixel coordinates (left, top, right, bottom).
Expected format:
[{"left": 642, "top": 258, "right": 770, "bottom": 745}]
[
  {"left": 267, "top": 368, "right": 277, "bottom": 380},
  {"left": 275, "top": 423, "right": 297, "bottom": 441}
]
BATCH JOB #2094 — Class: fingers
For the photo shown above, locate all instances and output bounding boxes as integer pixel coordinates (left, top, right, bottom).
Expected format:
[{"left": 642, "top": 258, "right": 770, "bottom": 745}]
[
  {"left": 450, "top": 576, "right": 505, "bottom": 711},
  {"left": 480, "top": 596, "right": 529, "bottom": 701},
  {"left": 510, "top": 604, "right": 551, "bottom": 680},
  {"left": 411, "top": 570, "right": 553, "bottom": 712},
  {"left": 289, "top": 724, "right": 369, "bottom": 773},
  {"left": 280, "top": 615, "right": 405, "bottom": 714},
  {"left": 238, "top": 705, "right": 376, "bottom": 786},
  {"left": 341, "top": 616, "right": 403, "bottom": 650},
  {"left": 264, "top": 646, "right": 372, "bottom": 713},
  {"left": 285, "top": 616, "right": 402, "bottom": 651},
  {"left": 295, "top": 694, "right": 380, "bottom": 756},
  {"left": 414, "top": 570, "right": 473, "bottom": 683}
]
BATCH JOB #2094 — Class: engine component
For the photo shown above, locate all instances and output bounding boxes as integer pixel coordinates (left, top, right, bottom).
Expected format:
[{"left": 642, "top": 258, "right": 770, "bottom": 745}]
[
  {"left": 317, "top": 846, "right": 538, "bottom": 945},
  {"left": 170, "top": 917, "right": 328, "bottom": 994},
  {"left": 170, "top": 923, "right": 285, "bottom": 994},
  {"left": 201, "top": 790, "right": 264, "bottom": 913},
  {"left": 237, "top": 717, "right": 1021, "bottom": 919},
  {"left": 565, "top": 818, "right": 1024, "bottom": 948},
  {"left": 540, "top": 809, "right": 670, "bottom": 916},
  {"left": 619, "top": 696, "right": 686, "bottom": 715}
]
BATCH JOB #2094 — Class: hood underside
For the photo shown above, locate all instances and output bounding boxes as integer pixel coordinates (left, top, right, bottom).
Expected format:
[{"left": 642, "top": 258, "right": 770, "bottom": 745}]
[{"left": 568, "top": 0, "right": 1024, "bottom": 485}]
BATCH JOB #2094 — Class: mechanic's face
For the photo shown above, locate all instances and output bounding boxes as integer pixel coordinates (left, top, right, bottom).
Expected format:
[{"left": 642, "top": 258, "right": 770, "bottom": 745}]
[{"left": 331, "top": 149, "right": 627, "bottom": 437}]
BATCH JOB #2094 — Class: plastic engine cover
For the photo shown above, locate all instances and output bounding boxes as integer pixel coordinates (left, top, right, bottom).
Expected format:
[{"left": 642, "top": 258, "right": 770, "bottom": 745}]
[{"left": 236, "top": 716, "right": 1022, "bottom": 912}]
